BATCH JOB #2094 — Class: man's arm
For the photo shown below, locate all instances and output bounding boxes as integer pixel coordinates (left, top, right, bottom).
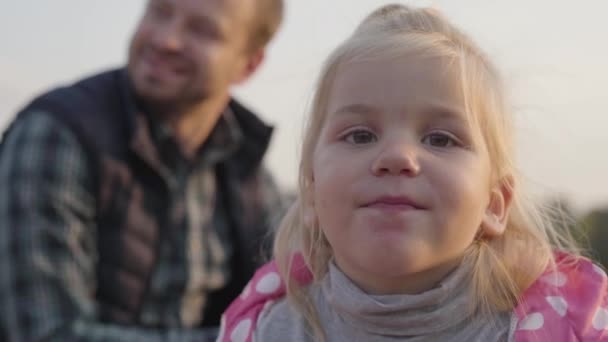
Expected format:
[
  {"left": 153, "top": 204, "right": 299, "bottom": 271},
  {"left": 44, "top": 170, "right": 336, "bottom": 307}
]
[{"left": 0, "top": 111, "right": 216, "bottom": 342}]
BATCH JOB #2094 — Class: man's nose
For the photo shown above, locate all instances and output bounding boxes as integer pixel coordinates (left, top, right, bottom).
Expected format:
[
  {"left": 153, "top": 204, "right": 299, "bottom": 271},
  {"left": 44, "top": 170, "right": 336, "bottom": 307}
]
[{"left": 153, "top": 18, "right": 185, "bottom": 51}]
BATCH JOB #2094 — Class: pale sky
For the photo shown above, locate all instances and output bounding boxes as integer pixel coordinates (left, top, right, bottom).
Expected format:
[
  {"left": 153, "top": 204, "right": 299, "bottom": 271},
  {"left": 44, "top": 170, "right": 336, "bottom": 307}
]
[{"left": 1, "top": 0, "right": 607, "bottom": 212}]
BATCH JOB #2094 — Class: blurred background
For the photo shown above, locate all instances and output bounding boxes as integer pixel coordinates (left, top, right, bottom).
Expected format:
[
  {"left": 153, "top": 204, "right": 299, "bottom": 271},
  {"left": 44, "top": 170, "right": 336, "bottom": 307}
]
[{"left": 1, "top": 0, "right": 607, "bottom": 264}]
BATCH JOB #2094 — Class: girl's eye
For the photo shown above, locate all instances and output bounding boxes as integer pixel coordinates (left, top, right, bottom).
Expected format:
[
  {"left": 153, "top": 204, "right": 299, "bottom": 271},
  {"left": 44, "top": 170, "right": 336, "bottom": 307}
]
[
  {"left": 343, "top": 129, "right": 377, "bottom": 145},
  {"left": 422, "top": 132, "right": 458, "bottom": 147}
]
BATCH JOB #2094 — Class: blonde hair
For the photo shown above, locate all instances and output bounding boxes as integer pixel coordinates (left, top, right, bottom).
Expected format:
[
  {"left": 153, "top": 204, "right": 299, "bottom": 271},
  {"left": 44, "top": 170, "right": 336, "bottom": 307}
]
[{"left": 273, "top": 4, "right": 581, "bottom": 340}]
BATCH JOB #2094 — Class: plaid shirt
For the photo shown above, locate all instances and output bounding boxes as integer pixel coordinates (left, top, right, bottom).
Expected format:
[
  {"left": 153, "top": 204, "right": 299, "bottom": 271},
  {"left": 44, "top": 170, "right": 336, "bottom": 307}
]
[{"left": 0, "top": 109, "right": 284, "bottom": 341}]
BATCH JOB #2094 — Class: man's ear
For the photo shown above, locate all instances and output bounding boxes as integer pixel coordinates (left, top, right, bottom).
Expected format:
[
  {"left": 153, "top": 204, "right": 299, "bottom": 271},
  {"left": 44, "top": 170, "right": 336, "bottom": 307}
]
[
  {"left": 481, "top": 175, "right": 514, "bottom": 237},
  {"left": 234, "top": 48, "right": 265, "bottom": 84}
]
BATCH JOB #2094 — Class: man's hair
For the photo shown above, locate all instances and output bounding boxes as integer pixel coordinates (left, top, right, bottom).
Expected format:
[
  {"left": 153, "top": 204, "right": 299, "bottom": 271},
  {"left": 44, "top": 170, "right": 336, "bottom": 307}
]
[{"left": 250, "top": 0, "right": 284, "bottom": 50}]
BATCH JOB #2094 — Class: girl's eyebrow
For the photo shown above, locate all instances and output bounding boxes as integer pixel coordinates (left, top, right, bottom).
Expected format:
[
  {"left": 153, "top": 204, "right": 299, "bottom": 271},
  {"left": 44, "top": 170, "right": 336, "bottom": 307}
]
[
  {"left": 330, "top": 103, "right": 379, "bottom": 117},
  {"left": 330, "top": 103, "right": 467, "bottom": 124},
  {"left": 426, "top": 107, "right": 468, "bottom": 125}
]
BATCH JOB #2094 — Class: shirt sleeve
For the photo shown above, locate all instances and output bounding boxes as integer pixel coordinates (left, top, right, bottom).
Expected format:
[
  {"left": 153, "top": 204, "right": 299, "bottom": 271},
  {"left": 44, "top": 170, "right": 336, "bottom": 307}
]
[
  {"left": 219, "top": 254, "right": 313, "bottom": 342},
  {"left": 513, "top": 254, "right": 608, "bottom": 341},
  {"left": 0, "top": 111, "right": 217, "bottom": 342}
]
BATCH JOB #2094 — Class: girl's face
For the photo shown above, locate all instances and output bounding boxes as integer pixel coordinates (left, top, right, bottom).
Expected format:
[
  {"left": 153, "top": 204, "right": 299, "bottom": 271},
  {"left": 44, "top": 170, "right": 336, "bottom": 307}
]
[{"left": 311, "top": 56, "right": 501, "bottom": 295}]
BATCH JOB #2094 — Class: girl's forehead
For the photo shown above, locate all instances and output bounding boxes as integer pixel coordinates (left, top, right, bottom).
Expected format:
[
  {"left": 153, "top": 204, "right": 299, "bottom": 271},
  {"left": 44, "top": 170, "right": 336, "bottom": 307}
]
[{"left": 326, "top": 56, "right": 466, "bottom": 118}]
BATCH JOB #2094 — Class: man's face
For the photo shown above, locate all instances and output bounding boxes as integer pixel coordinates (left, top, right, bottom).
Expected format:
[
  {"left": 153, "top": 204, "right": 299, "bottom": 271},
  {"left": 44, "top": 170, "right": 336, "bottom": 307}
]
[{"left": 128, "top": 0, "right": 258, "bottom": 108}]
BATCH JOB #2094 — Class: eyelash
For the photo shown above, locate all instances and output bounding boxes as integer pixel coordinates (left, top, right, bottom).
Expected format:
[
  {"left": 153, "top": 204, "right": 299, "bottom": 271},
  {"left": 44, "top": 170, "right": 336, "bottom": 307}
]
[
  {"left": 341, "top": 128, "right": 377, "bottom": 145},
  {"left": 341, "top": 128, "right": 462, "bottom": 148},
  {"left": 422, "top": 131, "right": 461, "bottom": 148}
]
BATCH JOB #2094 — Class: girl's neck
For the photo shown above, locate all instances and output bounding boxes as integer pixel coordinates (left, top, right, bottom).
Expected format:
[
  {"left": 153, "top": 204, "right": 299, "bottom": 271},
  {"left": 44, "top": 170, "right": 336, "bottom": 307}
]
[{"left": 334, "top": 256, "right": 464, "bottom": 295}]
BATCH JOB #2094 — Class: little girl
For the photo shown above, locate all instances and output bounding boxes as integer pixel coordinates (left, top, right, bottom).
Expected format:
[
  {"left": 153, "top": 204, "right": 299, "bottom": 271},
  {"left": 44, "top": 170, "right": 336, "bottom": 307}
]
[{"left": 220, "top": 4, "right": 608, "bottom": 341}]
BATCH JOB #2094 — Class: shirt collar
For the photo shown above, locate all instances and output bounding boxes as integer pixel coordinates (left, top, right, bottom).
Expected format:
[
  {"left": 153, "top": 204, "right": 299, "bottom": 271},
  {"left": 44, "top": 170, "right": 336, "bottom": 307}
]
[{"left": 145, "top": 106, "right": 243, "bottom": 168}]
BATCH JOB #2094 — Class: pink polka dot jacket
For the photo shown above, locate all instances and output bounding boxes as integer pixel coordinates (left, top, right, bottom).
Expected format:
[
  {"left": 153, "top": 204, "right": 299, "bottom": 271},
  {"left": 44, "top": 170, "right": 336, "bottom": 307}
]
[{"left": 219, "top": 253, "right": 608, "bottom": 341}]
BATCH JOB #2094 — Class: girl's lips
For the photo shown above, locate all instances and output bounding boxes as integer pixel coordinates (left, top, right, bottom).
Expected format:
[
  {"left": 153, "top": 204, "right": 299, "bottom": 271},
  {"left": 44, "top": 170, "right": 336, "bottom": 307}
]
[
  {"left": 365, "top": 203, "right": 418, "bottom": 212},
  {"left": 363, "top": 195, "right": 425, "bottom": 210}
]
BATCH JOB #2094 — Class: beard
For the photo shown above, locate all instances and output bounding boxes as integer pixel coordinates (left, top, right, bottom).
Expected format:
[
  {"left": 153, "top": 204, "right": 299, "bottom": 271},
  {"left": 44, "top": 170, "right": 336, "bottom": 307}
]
[
  {"left": 126, "top": 43, "right": 213, "bottom": 116},
  {"left": 128, "top": 65, "right": 211, "bottom": 117}
]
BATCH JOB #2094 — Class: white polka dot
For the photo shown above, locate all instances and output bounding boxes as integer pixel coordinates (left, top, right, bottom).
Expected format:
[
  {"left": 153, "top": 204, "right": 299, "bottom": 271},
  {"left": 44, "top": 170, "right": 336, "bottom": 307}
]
[
  {"left": 593, "top": 308, "right": 608, "bottom": 330},
  {"left": 518, "top": 312, "right": 544, "bottom": 331},
  {"left": 541, "top": 271, "right": 567, "bottom": 287},
  {"left": 255, "top": 272, "right": 281, "bottom": 294},
  {"left": 546, "top": 296, "right": 568, "bottom": 317},
  {"left": 230, "top": 318, "right": 252, "bottom": 342},
  {"left": 240, "top": 282, "right": 251, "bottom": 299},
  {"left": 593, "top": 264, "right": 607, "bottom": 278}
]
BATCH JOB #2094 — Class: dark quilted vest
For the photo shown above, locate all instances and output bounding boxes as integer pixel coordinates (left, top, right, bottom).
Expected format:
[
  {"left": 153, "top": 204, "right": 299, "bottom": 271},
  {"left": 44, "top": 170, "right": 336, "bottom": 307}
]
[{"left": 3, "top": 69, "right": 275, "bottom": 327}]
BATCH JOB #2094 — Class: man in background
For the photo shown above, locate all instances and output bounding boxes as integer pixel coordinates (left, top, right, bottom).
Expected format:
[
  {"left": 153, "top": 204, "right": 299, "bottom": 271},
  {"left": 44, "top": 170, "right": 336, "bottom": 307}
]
[{"left": 0, "top": 0, "right": 284, "bottom": 340}]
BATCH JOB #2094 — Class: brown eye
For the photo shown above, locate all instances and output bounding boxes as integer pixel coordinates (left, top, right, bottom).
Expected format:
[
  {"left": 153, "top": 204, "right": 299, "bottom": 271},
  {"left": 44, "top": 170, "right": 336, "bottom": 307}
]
[{"left": 344, "top": 130, "right": 377, "bottom": 144}]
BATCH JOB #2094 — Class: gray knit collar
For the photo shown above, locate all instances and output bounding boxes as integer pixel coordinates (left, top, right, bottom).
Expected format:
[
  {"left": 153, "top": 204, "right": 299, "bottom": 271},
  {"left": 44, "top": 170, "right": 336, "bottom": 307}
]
[{"left": 321, "top": 261, "right": 474, "bottom": 337}]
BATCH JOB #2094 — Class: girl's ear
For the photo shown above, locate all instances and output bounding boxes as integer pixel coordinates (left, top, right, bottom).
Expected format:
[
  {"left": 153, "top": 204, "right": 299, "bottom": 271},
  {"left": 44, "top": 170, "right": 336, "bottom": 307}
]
[{"left": 481, "top": 175, "right": 514, "bottom": 237}]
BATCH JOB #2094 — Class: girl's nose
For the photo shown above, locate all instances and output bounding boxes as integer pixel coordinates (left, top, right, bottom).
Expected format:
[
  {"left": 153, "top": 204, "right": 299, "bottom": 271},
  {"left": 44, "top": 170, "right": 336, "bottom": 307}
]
[{"left": 371, "top": 139, "right": 421, "bottom": 177}]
